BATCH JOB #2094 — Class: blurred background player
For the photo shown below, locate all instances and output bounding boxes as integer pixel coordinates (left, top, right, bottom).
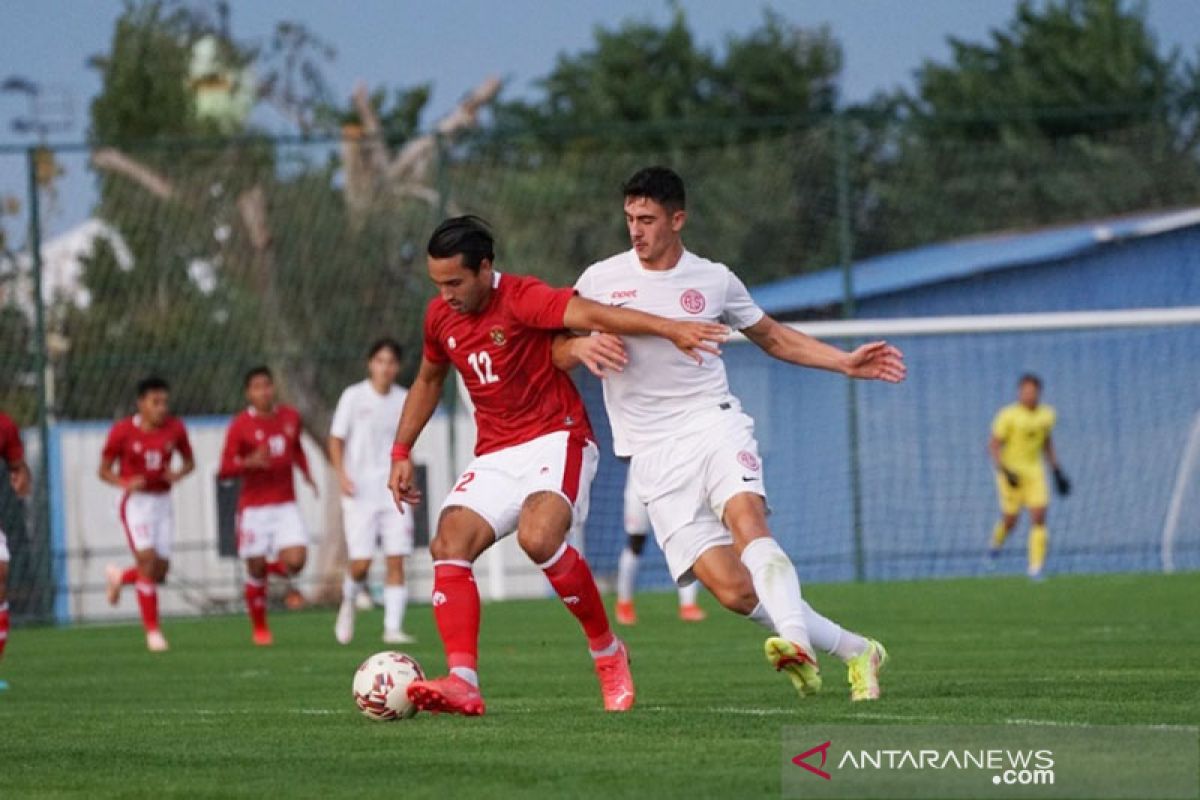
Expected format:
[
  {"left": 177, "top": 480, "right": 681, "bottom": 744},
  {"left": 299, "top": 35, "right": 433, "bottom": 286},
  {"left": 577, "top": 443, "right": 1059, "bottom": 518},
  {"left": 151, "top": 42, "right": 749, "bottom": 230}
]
[
  {"left": 615, "top": 474, "right": 705, "bottom": 624},
  {"left": 389, "top": 215, "right": 726, "bottom": 716},
  {"left": 0, "top": 410, "right": 32, "bottom": 687},
  {"left": 99, "top": 377, "right": 195, "bottom": 652},
  {"left": 562, "top": 166, "right": 905, "bottom": 702},
  {"left": 988, "top": 373, "right": 1070, "bottom": 580},
  {"left": 330, "top": 338, "right": 415, "bottom": 645},
  {"left": 219, "top": 366, "right": 317, "bottom": 646}
]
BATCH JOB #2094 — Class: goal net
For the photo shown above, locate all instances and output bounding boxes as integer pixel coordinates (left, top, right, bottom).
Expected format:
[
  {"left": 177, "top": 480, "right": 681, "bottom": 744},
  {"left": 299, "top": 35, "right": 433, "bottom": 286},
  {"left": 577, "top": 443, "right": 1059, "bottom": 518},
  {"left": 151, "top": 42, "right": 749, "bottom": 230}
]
[{"left": 579, "top": 307, "right": 1200, "bottom": 586}]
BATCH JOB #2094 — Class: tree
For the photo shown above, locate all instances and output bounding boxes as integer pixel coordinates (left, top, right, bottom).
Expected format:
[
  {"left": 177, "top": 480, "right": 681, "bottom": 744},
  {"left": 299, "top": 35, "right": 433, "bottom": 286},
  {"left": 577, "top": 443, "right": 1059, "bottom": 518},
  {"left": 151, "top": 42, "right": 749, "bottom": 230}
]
[
  {"left": 859, "top": 0, "right": 1200, "bottom": 255},
  {"left": 481, "top": 8, "right": 847, "bottom": 285}
]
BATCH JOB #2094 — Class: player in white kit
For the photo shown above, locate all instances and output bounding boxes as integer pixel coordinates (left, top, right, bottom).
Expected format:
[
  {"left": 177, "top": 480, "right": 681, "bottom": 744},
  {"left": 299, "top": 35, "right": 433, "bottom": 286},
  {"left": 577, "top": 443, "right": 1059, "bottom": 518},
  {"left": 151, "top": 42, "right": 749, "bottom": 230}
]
[
  {"left": 614, "top": 474, "right": 705, "bottom": 625},
  {"left": 557, "top": 167, "right": 907, "bottom": 701},
  {"left": 330, "top": 339, "right": 416, "bottom": 645}
]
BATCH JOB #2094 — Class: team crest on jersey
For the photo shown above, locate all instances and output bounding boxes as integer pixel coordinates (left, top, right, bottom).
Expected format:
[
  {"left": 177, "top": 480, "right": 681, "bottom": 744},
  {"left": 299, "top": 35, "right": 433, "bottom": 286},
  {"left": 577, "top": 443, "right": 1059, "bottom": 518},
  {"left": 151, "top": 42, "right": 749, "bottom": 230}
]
[
  {"left": 133, "top": 442, "right": 143, "bottom": 453},
  {"left": 489, "top": 327, "right": 507, "bottom": 346},
  {"left": 284, "top": 425, "right": 296, "bottom": 437},
  {"left": 447, "top": 336, "right": 457, "bottom": 350},
  {"left": 680, "top": 289, "right": 706, "bottom": 314},
  {"left": 737, "top": 450, "right": 760, "bottom": 471}
]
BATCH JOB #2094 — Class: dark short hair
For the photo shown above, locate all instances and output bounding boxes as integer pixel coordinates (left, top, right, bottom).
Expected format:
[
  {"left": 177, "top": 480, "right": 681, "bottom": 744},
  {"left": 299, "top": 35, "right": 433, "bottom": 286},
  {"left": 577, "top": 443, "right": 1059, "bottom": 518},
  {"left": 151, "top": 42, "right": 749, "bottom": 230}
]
[
  {"left": 1019, "top": 373, "right": 1043, "bottom": 390},
  {"left": 368, "top": 337, "right": 403, "bottom": 361},
  {"left": 244, "top": 365, "right": 273, "bottom": 388},
  {"left": 427, "top": 215, "right": 494, "bottom": 273},
  {"left": 136, "top": 376, "right": 169, "bottom": 398},
  {"left": 622, "top": 166, "right": 686, "bottom": 211}
]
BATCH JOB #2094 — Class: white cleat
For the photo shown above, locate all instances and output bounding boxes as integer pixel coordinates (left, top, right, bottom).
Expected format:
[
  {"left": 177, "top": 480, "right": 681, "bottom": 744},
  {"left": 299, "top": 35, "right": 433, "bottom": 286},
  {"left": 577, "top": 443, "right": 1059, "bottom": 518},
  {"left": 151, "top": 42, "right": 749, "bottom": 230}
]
[
  {"left": 146, "top": 630, "right": 169, "bottom": 652},
  {"left": 382, "top": 630, "right": 415, "bottom": 645},
  {"left": 334, "top": 601, "right": 355, "bottom": 645},
  {"left": 106, "top": 564, "right": 123, "bottom": 607},
  {"left": 355, "top": 591, "right": 374, "bottom": 611}
]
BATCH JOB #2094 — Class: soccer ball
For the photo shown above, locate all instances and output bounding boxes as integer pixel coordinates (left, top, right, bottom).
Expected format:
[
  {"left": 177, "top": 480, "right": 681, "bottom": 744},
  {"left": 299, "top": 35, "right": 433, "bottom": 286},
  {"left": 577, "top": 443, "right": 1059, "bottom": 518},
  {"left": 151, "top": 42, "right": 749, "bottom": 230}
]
[{"left": 352, "top": 651, "right": 424, "bottom": 721}]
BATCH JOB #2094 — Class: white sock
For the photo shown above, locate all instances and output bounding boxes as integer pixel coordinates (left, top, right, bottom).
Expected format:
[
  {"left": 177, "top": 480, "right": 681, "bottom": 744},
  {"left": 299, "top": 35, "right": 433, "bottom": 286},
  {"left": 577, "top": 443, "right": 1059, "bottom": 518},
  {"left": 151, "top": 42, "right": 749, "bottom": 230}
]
[
  {"left": 450, "top": 666, "right": 479, "bottom": 687},
  {"left": 802, "top": 601, "right": 869, "bottom": 661},
  {"left": 740, "top": 538, "right": 811, "bottom": 651},
  {"left": 342, "top": 575, "right": 363, "bottom": 605},
  {"left": 677, "top": 581, "right": 699, "bottom": 607},
  {"left": 616, "top": 547, "right": 639, "bottom": 603},
  {"left": 745, "top": 602, "right": 775, "bottom": 630},
  {"left": 589, "top": 638, "right": 620, "bottom": 659},
  {"left": 383, "top": 584, "right": 407, "bottom": 633}
]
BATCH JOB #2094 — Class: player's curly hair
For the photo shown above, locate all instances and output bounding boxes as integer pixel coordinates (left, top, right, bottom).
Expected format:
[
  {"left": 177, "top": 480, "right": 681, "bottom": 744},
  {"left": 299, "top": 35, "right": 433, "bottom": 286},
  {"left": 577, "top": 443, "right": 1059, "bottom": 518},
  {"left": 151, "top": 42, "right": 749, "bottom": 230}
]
[
  {"left": 427, "top": 215, "right": 494, "bottom": 273},
  {"left": 623, "top": 166, "right": 686, "bottom": 211}
]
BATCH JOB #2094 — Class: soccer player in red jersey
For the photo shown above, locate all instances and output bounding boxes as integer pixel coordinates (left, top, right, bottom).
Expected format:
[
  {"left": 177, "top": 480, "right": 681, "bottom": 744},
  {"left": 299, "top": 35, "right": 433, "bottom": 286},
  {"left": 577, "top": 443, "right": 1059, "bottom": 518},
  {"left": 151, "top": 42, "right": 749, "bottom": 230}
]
[
  {"left": 99, "top": 377, "right": 195, "bottom": 652},
  {"left": 389, "top": 216, "right": 727, "bottom": 716},
  {"left": 218, "top": 366, "right": 317, "bottom": 646},
  {"left": 0, "top": 410, "right": 32, "bottom": 676}
]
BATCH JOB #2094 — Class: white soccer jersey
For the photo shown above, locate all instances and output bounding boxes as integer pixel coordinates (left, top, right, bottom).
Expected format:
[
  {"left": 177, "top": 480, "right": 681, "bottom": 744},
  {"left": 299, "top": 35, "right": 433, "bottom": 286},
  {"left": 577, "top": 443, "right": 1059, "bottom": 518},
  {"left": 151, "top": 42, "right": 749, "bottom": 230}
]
[
  {"left": 575, "top": 248, "right": 765, "bottom": 457},
  {"left": 330, "top": 380, "right": 409, "bottom": 506}
]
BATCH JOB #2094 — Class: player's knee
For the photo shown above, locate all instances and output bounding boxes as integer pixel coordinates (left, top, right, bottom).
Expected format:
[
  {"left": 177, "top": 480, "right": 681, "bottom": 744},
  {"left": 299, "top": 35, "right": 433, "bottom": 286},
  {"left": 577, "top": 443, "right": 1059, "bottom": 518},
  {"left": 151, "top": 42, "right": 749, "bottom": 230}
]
[
  {"left": 626, "top": 533, "right": 647, "bottom": 556},
  {"left": 712, "top": 579, "right": 757, "bottom": 615},
  {"left": 516, "top": 526, "right": 564, "bottom": 565},
  {"left": 385, "top": 557, "right": 405, "bottom": 583},
  {"left": 349, "top": 561, "right": 370, "bottom": 582}
]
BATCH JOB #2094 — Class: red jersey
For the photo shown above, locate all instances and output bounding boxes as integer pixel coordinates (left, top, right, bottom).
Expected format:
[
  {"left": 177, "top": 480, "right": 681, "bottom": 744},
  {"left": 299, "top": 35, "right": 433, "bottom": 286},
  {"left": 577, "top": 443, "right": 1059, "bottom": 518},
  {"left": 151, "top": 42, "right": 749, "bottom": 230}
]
[
  {"left": 101, "top": 416, "right": 194, "bottom": 494},
  {"left": 218, "top": 405, "right": 311, "bottom": 509},
  {"left": 0, "top": 412, "right": 24, "bottom": 467},
  {"left": 423, "top": 271, "right": 593, "bottom": 456}
]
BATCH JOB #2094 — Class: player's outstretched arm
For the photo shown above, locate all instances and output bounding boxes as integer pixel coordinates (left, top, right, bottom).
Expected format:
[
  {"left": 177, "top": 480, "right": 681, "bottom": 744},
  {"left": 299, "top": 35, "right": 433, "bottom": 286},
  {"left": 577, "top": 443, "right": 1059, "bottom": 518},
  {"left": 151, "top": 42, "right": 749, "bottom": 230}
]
[
  {"left": 388, "top": 357, "right": 450, "bottom": 511},
  {"left": 551, "top": 332, "right": 628, "bottom": 378},
  {"left": 562, "top": 297, "right": 728, "bottom": 365},
  {"left": 8, "top": 458, "right": 31, "bottom": 498},
  {"left": 742, "top": 315, "right": 906, "bottom": 383}
]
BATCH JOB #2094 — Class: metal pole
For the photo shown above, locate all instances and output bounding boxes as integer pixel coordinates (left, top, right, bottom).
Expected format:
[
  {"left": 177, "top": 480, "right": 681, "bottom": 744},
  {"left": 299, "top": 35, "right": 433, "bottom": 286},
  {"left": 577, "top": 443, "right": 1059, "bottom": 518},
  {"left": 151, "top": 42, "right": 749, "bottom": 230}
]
[
  {"left": 27, "top": 147, "right": 54, "bottom": 614},
  {"left": 432, "top": 133, "right": 459, "bottom": 485},
  {"left": 835, "top": 116, "right": 867, "bottom": 582}
]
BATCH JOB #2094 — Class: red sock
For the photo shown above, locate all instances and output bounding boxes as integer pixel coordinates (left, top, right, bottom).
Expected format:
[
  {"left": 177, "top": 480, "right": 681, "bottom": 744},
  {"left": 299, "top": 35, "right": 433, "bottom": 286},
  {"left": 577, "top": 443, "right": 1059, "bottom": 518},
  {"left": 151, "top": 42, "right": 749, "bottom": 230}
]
[
  {"left": 541, "top": 545, "right": 614, "bottom": 652},
  {"left": 120, "top": 567, "right": 138, "bottom": 585},
  {"left": 0, "top": 603, "right": 9, "bottom": 660},
  {"left": 244, "top": 579, "right": 268, "bottom": 632},
  {"left": 135, "top": 579, "right": 160, "bottom": 633},
  {"left": 432, "top": 562, "right": 480, "bottom": 672},
  {"left": 266, "top": 561, "right": 288, "bottom": 578}
]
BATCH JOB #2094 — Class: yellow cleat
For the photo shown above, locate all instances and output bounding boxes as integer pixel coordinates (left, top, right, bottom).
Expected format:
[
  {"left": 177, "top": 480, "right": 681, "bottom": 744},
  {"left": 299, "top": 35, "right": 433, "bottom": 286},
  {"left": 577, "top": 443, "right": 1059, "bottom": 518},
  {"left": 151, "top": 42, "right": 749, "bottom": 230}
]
[
  {"left": 847, "top": 639, "right": 888, "bottom": 701},
  {"left": 765, "top": 636, "right": 822, "bottom": 698}
]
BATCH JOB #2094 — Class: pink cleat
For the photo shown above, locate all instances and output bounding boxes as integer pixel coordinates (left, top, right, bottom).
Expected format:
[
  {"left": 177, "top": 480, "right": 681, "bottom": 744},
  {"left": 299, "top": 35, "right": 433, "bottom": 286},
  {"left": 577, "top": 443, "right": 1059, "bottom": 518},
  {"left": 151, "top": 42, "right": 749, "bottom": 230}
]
[
  {"left": 615, "top": 600, "right": 637, "bottom": 626},
  {"left": 407, "top": 674, "right": 486, "bottom": 716},
  {"left": 252, "top": 628, "right": 274, "bottom": 647},
  {"left": 678, "top": 603, "right": 707, "bottom": 622},
  {"left": 594, "top": 639, "right": 635, "bottom": 712}
]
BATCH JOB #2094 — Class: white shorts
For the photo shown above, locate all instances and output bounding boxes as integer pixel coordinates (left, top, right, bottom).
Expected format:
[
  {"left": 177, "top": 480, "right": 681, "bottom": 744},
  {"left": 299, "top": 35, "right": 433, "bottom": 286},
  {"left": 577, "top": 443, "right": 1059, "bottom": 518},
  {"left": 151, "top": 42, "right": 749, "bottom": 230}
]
[
  {"left": 118, "top": 491, "right": 174, "bottom": 558},
  {"left": 0, "top": 530, "right": 8, "bottom": 563},
  {"left": 623, "top": 477, "right": 650, "bottom": 536},
  {"left": 628, "top": 411, "right": 766, "bottom": 585},
  {"left": 342, "top": 498, "right": 414, "bottom": 560},
  {"left": 237, "top": 501, "right": 309, "bottom": 559},
  {"left": 441, "top": 430, "right": 599, "bottom": 540}
]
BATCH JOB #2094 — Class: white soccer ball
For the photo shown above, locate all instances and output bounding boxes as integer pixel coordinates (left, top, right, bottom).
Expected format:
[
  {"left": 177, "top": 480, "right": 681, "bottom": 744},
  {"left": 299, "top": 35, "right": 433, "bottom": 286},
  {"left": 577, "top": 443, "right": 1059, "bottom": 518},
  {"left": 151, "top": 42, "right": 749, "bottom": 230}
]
[{"left": 352, "top": 651, "right": 425, "bottom": 721}]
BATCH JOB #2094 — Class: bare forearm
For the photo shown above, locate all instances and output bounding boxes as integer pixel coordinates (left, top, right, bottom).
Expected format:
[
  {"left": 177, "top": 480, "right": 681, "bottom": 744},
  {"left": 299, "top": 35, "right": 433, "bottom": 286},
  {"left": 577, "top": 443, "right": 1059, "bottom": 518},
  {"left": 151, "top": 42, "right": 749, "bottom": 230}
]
[
  {"left": 329, "top": 437, "right": 347, "bottom": 474},
  {"left": 765, "top": 327, "right": 850, "bottom": 374},
  {"left": 394, "top": 379, "right": 442, "bottom": 448},
  {"left": 552, "top": 334, "right": 584, "bottom": 371},
  {"left": 98, "top": 462, "right": 123, "bottom": 488},
  {"left": 563, "top": 297, "right": 670, "bottom": 338},
  {"left": 989, "top": 438, "right": 1005, "bottom": 468},
  {"left": 1044, "top": 439, "right": 1059, "bottom": 469}
]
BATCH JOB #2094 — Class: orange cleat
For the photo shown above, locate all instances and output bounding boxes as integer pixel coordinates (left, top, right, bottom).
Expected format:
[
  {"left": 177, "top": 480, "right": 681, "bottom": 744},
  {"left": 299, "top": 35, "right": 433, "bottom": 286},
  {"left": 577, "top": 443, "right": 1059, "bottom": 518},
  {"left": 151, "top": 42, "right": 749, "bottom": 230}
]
[
  {"left": 615, "top": 600, "right": 637, "bottom": 626},
  {"left": 594, "top": 639, "right": 635, "bottom": 712},
  {"left": 407, "top": 674, "right": 486, "bottom": 716},
  {"left": 678, "top": 603, "right": 707, "bottom": 622},
  {"left": 283, "top": 588, "right": 306, "bottom": 610},
  {"left": 252, "top": 628, "right": 274, "bottom": 647}
]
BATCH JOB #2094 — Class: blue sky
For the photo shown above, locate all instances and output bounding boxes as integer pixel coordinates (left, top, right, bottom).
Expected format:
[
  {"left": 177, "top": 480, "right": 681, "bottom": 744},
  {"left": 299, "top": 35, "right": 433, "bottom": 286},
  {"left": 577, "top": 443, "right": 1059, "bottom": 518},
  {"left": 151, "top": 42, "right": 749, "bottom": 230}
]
[{"left": 1, "top": 0, "right": 1197, "bottom": 236}]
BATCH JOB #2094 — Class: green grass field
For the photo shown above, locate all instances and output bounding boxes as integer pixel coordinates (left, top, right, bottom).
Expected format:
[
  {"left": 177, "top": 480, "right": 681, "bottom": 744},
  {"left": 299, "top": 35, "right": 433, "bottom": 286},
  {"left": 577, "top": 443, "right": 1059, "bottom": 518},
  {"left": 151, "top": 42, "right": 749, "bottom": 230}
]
[{"left": 1, "top": 573, "right": 1197, "bottom": 798}]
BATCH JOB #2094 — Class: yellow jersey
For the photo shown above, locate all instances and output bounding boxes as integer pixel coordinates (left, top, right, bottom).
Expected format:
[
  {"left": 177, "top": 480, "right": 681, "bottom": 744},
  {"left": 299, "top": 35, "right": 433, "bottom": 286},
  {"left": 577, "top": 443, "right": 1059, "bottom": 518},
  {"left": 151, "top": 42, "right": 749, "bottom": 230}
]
[{"left": 991, "top": 402, "right": 1056, "bottom": 473}]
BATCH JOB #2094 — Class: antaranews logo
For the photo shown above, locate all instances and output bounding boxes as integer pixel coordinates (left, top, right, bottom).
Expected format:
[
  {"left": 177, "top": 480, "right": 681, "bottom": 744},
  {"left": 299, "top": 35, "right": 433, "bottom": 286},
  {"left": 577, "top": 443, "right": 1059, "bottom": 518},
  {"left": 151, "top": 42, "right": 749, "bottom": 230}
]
[
  {"left": 792, "top": 741, "right": 832, "bottom": 780},
  {"left": 791, "top": 740, "right": 1055, "bottom": 785}
]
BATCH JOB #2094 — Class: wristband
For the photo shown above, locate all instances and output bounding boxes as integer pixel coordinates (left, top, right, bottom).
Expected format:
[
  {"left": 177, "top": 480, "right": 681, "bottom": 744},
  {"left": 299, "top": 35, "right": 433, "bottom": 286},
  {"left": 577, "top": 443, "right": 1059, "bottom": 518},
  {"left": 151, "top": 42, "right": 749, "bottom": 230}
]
[{"left": 391, "top": 443, "right": 411, "bottom": 462}]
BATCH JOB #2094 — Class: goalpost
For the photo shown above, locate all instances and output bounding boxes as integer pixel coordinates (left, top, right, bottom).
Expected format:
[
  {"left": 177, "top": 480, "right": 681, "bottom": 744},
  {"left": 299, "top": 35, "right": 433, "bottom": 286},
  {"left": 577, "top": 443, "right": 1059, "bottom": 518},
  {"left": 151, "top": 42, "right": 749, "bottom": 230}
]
[{"left": 580, "top": 306, "right": 1200, "bottom": 584}]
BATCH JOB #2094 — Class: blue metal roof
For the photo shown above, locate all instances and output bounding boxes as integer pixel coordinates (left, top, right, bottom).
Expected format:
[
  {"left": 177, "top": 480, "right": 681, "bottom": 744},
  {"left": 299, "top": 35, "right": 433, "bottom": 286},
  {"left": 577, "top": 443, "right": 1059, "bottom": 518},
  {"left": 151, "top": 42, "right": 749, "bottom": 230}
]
[{"left": 751, "top": 208, "right": 1200, "bottom": 315}]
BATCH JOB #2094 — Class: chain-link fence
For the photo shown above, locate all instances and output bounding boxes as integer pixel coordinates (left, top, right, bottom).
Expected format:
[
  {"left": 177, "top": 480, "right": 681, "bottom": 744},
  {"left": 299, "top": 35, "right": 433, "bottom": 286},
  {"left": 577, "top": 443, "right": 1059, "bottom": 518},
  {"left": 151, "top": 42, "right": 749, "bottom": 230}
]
[{"left": 2, "top": 109, "right": 1198, "bottom": 622}]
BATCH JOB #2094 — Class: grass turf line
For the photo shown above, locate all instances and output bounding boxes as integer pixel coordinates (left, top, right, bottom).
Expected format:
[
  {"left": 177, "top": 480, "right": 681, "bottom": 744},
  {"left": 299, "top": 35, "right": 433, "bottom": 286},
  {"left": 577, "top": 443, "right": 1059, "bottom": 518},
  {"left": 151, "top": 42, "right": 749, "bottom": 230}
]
[{"left": 0, "top": 572, "right": 1196, "bottom": 798}]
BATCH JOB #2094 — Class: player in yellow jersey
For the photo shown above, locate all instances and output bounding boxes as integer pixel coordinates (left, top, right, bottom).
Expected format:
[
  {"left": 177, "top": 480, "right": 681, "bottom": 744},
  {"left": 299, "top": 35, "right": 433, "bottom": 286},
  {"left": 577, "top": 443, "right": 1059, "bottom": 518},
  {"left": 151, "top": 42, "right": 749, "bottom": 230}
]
[{"left": 988, "top": 373, "right": 1070, "bottom": 579}]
